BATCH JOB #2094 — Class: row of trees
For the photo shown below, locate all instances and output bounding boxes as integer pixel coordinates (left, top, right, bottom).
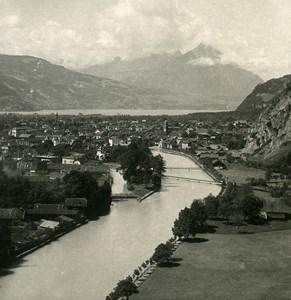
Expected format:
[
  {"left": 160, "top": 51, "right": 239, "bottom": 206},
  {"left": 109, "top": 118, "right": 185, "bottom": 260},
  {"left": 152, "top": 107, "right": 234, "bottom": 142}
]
[
  {"left": 171, "top": 183, "right": 263, "bottom": 240},
  {"left": 105, "top": 182, "right": 265, "bottom": 299},
  {"left": 204, "top": 183, "right": 263, "bottom": 224}
]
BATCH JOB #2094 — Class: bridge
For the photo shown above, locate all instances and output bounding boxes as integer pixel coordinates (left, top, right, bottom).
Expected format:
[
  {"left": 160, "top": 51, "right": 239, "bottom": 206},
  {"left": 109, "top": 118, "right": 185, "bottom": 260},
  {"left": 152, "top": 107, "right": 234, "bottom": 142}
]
[
  {"left": 111, "top": 193, "right": 138, "bottom": 201},
  {"left": 163, "top": 175, "right": 222, "bottom": 185},
  {"left": 166, "top": 167, "right": 201, "bottom": 171}
]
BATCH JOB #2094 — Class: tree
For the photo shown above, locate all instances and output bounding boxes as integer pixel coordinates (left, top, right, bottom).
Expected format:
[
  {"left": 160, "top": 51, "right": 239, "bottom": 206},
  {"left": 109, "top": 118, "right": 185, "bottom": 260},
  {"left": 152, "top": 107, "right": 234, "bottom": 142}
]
[
  {"left": 204, "top": 194, "right": 220, "bottom": 218},
  {"left": 63, "top": 171, "right": 111, "bottom": 214},
  {"left": 190, "top": 200, "right": 208, "bottom": 226},
  {"left": 218, "top": 182, "right": 239, "bottom": 223},
  {"left": 151, "top": 242, "right": 174, "bottom": 264},
  {"left": 265, "top": 169, "right": 273, "bottom": 182},
  {"left": 219, "top": 199, "right": 233, "bottom": 223},
  {"left": 239, "top": 195, "right": 263, "bottom": 220},
  {"left": 112, "top": 276, "right": 138, "bottom": 300},
  {"left": 0, "top": 223, "right": 13, "bottom": 266},
  {"left": 172, "top": 207, "right": 197, "bottom": 239},
  {"left": 118, "top": 140, "right": 165, "bottom": 185}
]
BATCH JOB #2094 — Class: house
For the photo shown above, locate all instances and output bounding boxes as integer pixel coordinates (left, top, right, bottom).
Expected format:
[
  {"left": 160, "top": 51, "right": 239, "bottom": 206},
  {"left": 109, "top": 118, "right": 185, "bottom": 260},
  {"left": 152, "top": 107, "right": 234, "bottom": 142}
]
[
  {"left": 108, "top": 136, "right": 120, "bottom": 147},
  {"left": 198, "top": 153, "right": 220, "bottom": 160},
  {"left": 180, "top": 140, "right": 191, "bottom": 150},
  {"left": 62, "top": 157, "right": 81, "bottom": 165},
  {"left": 266, "top": 212, "right": 286, "bottom": 220},
  {"left": 27, "top": 203, "right": 79, "bottom": 220},
  {"left": 17, "top": 160, "right": 38, "bottom": 172},
  {"left": 65, "top": 198, "right": 88, "bottom": 209},
  {"left": 49, "top": 172, "right": 65, "bottom": 180},
  {"left": 39, "top": 219, "right": 59, "bottom": 229},
  {"left": 10, "top": 127, "right": 27, "bottom": 137},
  {"left": 96, "top": 148, "right": 105, "bottom": 160},
  {"left": 56, "top": 215, "right": 74, "bottom": 225},
  {"left": 0, "top": 208, "right": 27, "bottom": 224},
  {"left": 212, "top": 160, "right": 227, "bottom": 170},
  {"left": 196, "top": 128, "right": 210, "bottom": 137}
]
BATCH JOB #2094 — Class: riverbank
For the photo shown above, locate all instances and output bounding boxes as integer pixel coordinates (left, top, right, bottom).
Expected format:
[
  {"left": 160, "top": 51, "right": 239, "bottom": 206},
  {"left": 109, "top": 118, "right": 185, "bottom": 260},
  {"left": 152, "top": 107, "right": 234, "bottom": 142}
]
[
  {"left": 131, "top": 230, "right": 291, "bottom": 300},
  {"left": 16, "top": 219, "right": 88, "bottom": 258},
  {"left": 0, "top": 149, "right": 221, "bottom": 300},
  {"left": 129, "top": 151, "right": 291, "bottom": 299}
]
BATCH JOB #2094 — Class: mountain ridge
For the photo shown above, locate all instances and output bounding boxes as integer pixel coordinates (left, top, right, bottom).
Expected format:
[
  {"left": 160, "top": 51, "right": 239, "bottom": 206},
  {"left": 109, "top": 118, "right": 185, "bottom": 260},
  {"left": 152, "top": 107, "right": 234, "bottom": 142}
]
[
  {"left": 0, "top": 53, "right": 229, "bottom": 111},
  {"left": 78, "top": 44, "right": 263, "bottom": 110},
  {"left": 236, "top": 74, "right": 291, "bottom": 113}
]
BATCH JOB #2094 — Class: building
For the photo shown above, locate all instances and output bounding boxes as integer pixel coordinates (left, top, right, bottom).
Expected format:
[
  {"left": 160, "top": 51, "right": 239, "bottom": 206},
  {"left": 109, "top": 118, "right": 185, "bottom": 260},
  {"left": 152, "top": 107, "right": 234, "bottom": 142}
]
[
  {"left": 65, "top": 198, "right": 88, "bottom": 217},
  {"left": 0, "top": 208, "right": 27, "bottom": 224},
  {"left": 27, "top": 204, "right": 79, "bottom": 220},
  {"left": 62, "top": 157, "right": 81, "bottom": 165},
  {"left": 163, "top": 120, "right": 169, "bottom": 134}
]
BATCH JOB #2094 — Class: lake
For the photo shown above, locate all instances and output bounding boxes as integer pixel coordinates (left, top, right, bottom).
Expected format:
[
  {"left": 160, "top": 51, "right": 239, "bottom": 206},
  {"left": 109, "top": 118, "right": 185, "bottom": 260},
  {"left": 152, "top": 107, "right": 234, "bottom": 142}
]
[{"left": 0, "top": 109, "right": 227, "bottom": 116}]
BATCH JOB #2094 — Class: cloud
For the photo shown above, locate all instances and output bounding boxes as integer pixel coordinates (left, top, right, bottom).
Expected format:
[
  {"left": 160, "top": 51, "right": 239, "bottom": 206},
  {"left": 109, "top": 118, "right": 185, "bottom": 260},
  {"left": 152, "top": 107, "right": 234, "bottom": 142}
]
[
  {"left": 92, "top": 0, "right": 204, "bottom": 60},
  {"left": 0, "top": 0, "right": 291, "bottom": 79},
  {"left": 189, "top": 57, "right": 216, "bottom": 66},
  {"left": 0, "top": 15, "right": 19, "bottom": 28}
]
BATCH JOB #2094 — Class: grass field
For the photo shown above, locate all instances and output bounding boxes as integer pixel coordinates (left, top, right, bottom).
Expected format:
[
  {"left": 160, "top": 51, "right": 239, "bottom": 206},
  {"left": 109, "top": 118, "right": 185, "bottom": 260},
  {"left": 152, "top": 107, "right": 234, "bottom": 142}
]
[
  {"left": 218, "top": 163, "right": 266, "bottom": 185},
  {"left": 131, "top": 231, "right": 291, "bottom": 300}
]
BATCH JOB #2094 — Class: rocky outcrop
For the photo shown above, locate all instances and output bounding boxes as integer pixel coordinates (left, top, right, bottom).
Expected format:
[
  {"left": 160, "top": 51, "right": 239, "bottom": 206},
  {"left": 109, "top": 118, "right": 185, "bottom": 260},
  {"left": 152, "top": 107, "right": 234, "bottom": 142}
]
[
  {"left": 236, "top": 74, "right": 291, "bottom": 113},
  {"left": 244, "top": 84, "right": 291, "bottom": 162}
]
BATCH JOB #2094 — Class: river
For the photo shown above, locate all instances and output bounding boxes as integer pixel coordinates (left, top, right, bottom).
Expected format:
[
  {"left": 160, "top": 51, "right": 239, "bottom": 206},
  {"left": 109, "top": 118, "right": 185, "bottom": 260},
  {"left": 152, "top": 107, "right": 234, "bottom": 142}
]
[{"left": 0, "top": 151, "right": 220, "bottom": 300}]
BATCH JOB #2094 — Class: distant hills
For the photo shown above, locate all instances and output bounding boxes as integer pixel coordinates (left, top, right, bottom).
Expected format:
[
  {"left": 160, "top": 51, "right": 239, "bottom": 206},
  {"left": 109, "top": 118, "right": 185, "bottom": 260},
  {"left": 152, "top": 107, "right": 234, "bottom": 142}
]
[
  {"left": 237, "top": 74, "right": 291, "bottom": 113},
  {"left": 79, "top": 43, "right": 263, "bottom": 110},
  {"left": 0, "top": 54, "right": 208, "bottom": 111},
  {"left": 0, "top": 45, "right": 263, "bottom": 111}
]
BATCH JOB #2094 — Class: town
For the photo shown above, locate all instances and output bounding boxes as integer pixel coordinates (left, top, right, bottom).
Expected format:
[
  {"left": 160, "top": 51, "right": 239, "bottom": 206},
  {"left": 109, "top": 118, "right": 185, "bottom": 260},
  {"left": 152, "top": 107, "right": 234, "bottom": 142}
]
[
  {"left": 1, "top": 110, "right": 291, "bottom": 300},
  {"left": 0, "top": 112, "right": 252, "bottom": 258},
  {"left": 1, "top": 110, "right": 291, "bottom": 266}
]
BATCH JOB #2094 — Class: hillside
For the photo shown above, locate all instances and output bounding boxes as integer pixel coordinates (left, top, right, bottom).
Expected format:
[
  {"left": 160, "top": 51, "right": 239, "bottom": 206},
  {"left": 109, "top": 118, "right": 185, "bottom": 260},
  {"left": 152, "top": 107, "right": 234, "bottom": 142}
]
[
  {"left": 79, "top": 44, "right": 263, "bottom": 110},
  {"left": 244, "top": 83, "right": 291, "bottom": 162},
  {"left": 236, "top": 74, "right": 291, "bottom": 113},
  {"left": 0, "top": 54, "right": 219, "bottom": 111}
]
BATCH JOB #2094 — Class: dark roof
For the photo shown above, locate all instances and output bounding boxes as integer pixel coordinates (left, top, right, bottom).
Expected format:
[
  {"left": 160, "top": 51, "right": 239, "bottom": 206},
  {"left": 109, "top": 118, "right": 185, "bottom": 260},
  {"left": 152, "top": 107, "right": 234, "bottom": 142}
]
[
  {"left": 266, "top": 212, "right": 286, "bottom": 219},
  {"left": 61, "top": 164, "right": 109, "bottom": 173},
  {"left": 56, "top": 215, "right": 74, "bottom": 222},
  {"left": 199, "top": 154, "right": 219, "bottom": 159},
  {"left": 65, "top": 198, "right": 88, "bottom": 207},
  {"left": 0, "top": 208, "right": 26, "bottom": 220},
  {"left": 27, "top": 203, "right": 78, "bottom": 216}
]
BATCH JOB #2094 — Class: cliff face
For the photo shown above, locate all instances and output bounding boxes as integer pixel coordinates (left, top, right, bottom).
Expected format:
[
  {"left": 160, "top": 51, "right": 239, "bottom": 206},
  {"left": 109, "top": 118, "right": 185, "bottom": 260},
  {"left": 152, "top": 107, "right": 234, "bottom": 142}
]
[
  {"left": 236, "top": 75, "right": 291, "bottom": 113},
  {"left": 244, "top": 85, "right": 291, "bottom": 162}
]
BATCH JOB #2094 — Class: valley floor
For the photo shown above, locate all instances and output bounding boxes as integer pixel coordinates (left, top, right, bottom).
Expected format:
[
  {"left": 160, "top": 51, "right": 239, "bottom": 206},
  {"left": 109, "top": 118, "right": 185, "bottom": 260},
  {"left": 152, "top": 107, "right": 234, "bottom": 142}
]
[{"left": 131, "top": 230, "right": 291, "bottom": 300}]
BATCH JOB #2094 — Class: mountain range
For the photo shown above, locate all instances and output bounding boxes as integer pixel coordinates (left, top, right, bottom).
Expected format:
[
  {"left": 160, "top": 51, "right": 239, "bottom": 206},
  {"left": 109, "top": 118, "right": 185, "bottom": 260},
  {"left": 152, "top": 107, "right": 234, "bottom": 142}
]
[
  {"left": 79, "top": 43, "right": 263, "bottom": 110},
  {"left": 0, "top": 44, "right": 263, "bottom": 111},
  {"left": 0, "top": 54, "right": 205, "bottom": 111}
]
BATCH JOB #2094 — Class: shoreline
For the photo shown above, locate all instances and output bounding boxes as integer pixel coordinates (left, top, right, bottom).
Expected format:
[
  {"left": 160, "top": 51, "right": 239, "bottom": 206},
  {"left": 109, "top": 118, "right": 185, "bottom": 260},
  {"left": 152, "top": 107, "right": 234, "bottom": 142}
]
[{"left": 5, "top": 219, "right": 89, "bottom": 264}]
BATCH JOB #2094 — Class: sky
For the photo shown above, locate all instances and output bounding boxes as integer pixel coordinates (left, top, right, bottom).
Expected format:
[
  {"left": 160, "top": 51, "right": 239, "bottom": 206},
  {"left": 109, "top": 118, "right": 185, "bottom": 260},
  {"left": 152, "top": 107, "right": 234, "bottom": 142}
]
[{"left": 0, "top": 0, "right": 291, "bottom": 80}]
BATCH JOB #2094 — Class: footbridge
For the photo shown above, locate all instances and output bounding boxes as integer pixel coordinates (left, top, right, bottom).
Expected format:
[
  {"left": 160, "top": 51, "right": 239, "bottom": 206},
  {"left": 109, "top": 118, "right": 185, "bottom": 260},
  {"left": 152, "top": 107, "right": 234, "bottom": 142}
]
[
  {"left": 111, "top": 193, "right": 138, "bottom": 201},
  {"left": 166, "top": 167, "right": 201, "bottom": 171},
  {"left": 163, "top": 174, "right": 222, "bottom": 185}
]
